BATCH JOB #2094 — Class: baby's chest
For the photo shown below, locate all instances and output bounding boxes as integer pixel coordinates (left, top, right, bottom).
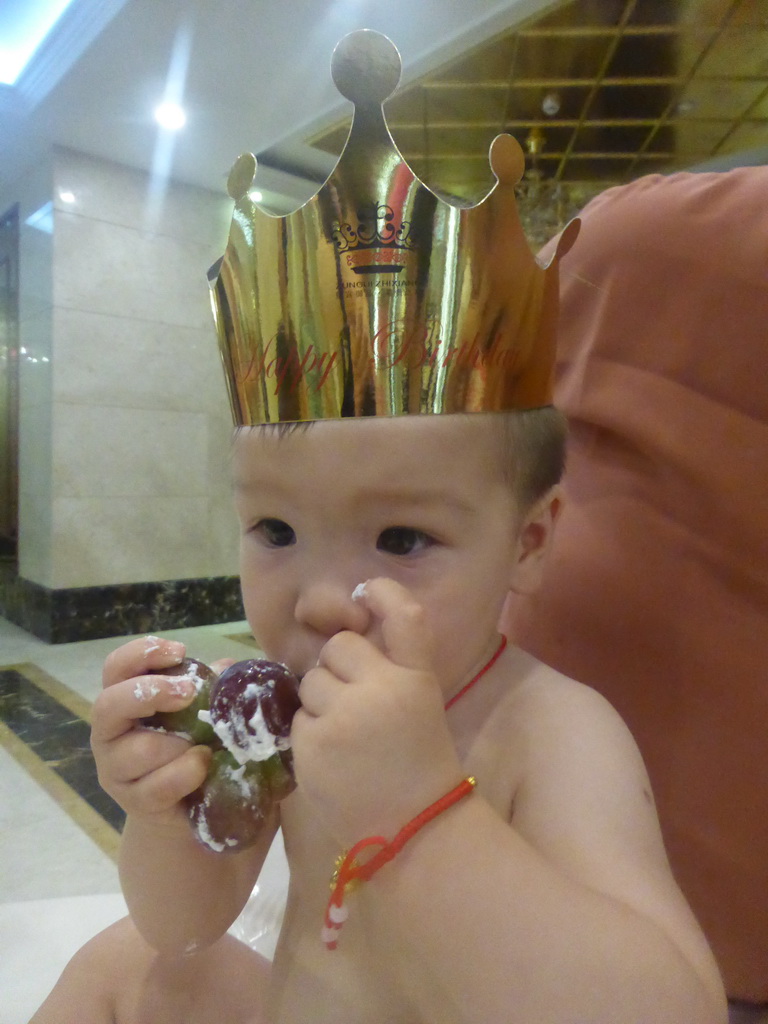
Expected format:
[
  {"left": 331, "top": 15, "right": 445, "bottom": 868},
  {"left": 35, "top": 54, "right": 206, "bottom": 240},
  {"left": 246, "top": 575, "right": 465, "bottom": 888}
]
[
  {"left": 271, "top": 707, "right": 525, "bottom": 1020},
  {"left": 275, "top": 802, "right": 428, "bottom": 1020},
  {"left": 272, "top": 886, "right": 419, "bottom": 1022}
]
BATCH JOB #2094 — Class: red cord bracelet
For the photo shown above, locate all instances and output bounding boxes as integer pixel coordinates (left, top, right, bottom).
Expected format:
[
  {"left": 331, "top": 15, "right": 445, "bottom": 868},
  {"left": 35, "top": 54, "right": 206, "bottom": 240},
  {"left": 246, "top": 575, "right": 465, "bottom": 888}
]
[
  {"left": 322, "top": 776, "right": 477, "bottom": 949},
  {"left": 321, "top": 639, "right": 506, "bottom": 948}
]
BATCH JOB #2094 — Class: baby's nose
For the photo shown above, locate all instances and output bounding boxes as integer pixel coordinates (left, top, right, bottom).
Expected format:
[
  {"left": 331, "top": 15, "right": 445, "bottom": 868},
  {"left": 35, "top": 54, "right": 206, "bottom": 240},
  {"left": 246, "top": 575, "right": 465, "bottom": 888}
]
[{"left": 294, "top": 579, "right": 370, "bottom": 640}]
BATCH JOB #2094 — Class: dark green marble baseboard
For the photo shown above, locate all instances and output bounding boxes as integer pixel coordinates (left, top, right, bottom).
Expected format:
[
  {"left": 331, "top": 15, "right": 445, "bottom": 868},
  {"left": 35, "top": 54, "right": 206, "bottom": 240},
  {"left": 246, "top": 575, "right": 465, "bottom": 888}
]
[{"left": 0, "top": 569, "right": 244, "bottom": 643}]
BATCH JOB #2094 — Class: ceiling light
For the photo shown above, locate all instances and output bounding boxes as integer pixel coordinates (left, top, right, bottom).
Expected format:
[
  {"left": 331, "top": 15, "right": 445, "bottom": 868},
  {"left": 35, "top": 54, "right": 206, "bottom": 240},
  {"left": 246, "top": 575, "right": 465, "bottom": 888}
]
[
  {"left": 58, "top": 190, "right": 75, "bottom": 203},
  {"left": 154, "top": 101, "right": 186, "bottom": 131},
  {"left": 675, "top": 99, "right": 697, "bottom": 115},
  {"left": 248, "top": 189, "right": 263, "bottom": 202},
  {"left": 541, "top": 92, "right": 561, "bottom": 117}
]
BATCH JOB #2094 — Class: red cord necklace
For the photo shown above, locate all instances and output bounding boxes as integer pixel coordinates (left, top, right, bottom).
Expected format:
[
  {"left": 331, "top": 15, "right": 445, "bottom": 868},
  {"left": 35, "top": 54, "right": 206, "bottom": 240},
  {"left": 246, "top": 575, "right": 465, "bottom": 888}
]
[{"left": 444, "top": 633, "right": 507, "bottom": 710}]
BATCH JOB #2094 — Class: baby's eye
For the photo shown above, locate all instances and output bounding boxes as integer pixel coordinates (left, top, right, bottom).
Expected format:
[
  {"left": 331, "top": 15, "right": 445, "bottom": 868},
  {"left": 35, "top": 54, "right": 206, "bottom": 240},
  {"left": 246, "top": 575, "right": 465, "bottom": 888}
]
[
  {"left": 253, "top": 518, "right": 296, "bottom": 547},
  {"left": 377, "top": 527, "right": 434, "bottom": 556}
]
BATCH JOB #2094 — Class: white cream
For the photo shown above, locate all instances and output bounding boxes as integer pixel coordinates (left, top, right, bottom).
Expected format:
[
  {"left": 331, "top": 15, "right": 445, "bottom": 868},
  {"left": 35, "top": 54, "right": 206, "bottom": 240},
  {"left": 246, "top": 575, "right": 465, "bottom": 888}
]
[
  {"left": 225, "top": 763, "right": 251, "bottom": 799},
  {"left": 140, "top": 723, "right": 193, "bottom": 742},
  {"left": 190, "top": 797, "right": 239, "bottom": 853},
  {"left": 133, "top": 679, "right": 161, "bottom": 701},
  {"left": 166, "top": 676, "right": 192, "bottom": 698},
  {"left": 185, "top": 663, "right": 208, "bottom": 693},
  {"left": 191, "top": 806, "right": 226, "bottom": 853},
  {"left": 197, "top": 704, "right": 290, "bottom": 765}
]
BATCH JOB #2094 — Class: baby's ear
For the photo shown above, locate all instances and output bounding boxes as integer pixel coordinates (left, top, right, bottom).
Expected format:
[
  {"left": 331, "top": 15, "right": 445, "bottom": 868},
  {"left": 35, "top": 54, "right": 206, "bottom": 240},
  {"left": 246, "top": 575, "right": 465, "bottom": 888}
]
[{"left": 508, "top": 485, "right": 563, "bottom": 595}]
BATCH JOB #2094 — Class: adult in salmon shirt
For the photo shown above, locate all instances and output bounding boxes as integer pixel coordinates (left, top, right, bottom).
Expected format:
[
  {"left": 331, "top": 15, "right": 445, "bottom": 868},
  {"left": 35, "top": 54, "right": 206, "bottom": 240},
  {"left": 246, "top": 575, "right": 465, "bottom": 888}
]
[{"left": 506, "top": 167, "right": 768, "bottom": 1013}]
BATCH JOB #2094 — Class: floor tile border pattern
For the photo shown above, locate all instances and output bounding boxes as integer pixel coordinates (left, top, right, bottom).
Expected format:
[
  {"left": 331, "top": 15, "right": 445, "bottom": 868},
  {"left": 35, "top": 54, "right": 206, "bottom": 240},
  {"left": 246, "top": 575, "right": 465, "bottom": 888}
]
[{"left": 0, "top": 662, "right": 122, "bottom": 860}]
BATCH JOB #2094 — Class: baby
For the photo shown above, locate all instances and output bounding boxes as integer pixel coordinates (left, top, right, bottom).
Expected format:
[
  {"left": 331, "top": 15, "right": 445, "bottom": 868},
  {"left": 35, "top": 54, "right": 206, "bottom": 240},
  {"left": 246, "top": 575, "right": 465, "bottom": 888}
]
[{"left": 32, "top": 410, "right": 727, "bottom": 1023}]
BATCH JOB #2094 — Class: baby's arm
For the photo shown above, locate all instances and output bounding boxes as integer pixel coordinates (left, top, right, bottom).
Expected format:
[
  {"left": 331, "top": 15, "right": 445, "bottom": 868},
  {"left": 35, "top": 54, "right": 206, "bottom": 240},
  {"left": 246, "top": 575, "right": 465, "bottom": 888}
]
[
  {"left": 91, "top": 636, "right": 277, "bottom": 954},
  {"left": 293, "top": 579, "right": 727, "bottom": 1024},
  {"left": 371, "top": 685, "right": 725, "bottom": 1024}
]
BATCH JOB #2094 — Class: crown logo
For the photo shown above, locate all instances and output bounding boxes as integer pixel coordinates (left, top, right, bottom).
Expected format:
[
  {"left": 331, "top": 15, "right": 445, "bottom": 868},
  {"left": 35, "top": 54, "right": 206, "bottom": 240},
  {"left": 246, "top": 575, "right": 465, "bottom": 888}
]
[
  {"left": 208, "top": 29, "right": 579, "bottom": 425},
  {"left": 331, "top": 203, "right": 417, "bottom": 274}
]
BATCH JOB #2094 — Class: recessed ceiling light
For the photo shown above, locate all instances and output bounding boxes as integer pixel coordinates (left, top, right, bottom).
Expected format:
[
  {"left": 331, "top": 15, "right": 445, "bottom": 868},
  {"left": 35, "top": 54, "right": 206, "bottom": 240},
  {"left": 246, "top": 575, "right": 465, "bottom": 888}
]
[
  {"left": 154, "top": 101, "right": 187, "bottom": 131},
  {"left": 58, "top": 190, "right": 76, "bottom": 203},
  {"left": 675, "top": 99, "right": 697, "bottom": 116},
  {"left": 541, "top": 92, "right": 561, "bottom": 117},
  {"left": 248, "top": 189, "right": 263, "bottom": 202}
]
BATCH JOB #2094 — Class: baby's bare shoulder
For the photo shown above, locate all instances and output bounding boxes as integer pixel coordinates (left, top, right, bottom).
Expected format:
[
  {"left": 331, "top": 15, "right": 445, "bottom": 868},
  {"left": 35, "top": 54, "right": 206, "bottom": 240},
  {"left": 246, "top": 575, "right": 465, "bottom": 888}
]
[
  {"left": 496, "top": 655, "right": 725, "bottom": 1009},
  {"left": 491, "top": 653, "right": 627, "bottom": 746},
  {"left": 503, "top": 654, "right": 635, "bottom": 751},
  {"left": 469, "top": 652, "right": 645, "bottom": 817},
  {"left": 500, "top": 654, "right": 665, "bottom": 877}
]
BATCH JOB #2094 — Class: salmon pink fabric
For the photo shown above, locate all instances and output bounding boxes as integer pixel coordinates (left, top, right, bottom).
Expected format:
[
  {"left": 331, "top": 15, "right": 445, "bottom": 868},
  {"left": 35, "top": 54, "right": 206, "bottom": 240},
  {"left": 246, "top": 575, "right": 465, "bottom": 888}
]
[{"left": 506, "top": 169, "right": 768, "bottom": 1001}]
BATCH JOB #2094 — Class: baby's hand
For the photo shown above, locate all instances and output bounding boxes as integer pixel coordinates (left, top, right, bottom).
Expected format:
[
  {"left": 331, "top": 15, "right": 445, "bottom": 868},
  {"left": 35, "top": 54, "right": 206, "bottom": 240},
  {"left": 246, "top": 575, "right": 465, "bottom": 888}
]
[
  {"left": 292, "top": 578, "right": 463, "bottom": 846},
  {"left": 91, "top": 636, "right": 213, "bottom": 827}
]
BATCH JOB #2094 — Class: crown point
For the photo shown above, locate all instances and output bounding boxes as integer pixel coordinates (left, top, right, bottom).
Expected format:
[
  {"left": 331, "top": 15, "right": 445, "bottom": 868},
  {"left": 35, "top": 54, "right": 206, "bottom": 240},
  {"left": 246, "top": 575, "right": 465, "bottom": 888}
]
[
  {"left": 227, "top": 153, "right": 258, "bottom": 201},
  {"left": 538, "top": 217, "right": 581, "bottom": 269},
  {"left": 554, "top": 217, "right": 581, "bottom": 260},
  {"left": 331, "top": 30, "right": 401, "bottom": 105},
  {"left": 489, "top": 134, "right": 525, "bottom": 186}
]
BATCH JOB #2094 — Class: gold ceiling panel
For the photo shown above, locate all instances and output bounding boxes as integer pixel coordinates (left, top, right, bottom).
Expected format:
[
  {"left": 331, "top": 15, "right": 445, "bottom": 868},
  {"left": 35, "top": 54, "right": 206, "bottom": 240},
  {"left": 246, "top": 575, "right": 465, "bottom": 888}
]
[
  {"left": 727, "top": 118, "right": 768, "bottom": 147},
  {"left": 680, "top": 78, "right": 766, "bottom": 118},
  {"left": 694, "top": 28, "right": 768, "bottom": 75},
  {"left": 729, "top": 0, "right": 768, "bottom": 23},
  {"left": 308, "top": 0, "right": 768, "bottom": 209}
]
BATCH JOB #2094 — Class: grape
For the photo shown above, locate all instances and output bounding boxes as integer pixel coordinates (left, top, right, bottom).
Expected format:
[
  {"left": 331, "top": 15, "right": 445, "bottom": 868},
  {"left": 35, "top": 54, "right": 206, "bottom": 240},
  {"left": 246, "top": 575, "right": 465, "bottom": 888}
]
[
  {"left": 187, "top": 750, "right": 272, "bottom": 853},
  {"left": 137, "top": 656, "right": 302, "bottom": 853},
  {"left": 183, "top": 658, "right": 302, "bottom": 853},
  {"left": 209, "top": 660, "right": 302, "bottom": 761},
  {"left": 269, "top": 748, "right": 297, "bottom": 803},
  {"left": 140, "top": 657, "right": 217, "bottom": 746}
]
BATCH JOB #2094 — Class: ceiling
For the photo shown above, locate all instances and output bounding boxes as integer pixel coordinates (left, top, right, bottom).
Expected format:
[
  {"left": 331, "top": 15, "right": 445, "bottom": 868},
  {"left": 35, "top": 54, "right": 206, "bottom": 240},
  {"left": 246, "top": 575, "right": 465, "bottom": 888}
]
[
  {"left": 0, "top": 0, "right": 766, "bottom": 218},
  {"left": 312, "top": 0, "right": 768, "bottom": 204},
  {"left": 0, "top": 0, "right": 559, "bottom": 210}
]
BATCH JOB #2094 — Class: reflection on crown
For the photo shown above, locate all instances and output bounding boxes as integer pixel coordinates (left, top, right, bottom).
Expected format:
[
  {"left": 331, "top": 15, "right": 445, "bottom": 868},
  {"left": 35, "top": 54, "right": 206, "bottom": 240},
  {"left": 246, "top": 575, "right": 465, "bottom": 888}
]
[{"left": 208, "top": 29, "right": 579, "bottom": 425}]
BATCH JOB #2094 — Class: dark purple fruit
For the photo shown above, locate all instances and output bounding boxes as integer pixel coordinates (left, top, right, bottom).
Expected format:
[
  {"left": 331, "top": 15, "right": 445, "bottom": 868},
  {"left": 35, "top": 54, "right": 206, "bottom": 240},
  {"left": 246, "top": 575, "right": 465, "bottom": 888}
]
[
  {"left": 141, "top": 657, "right": 217, "bottom": 746},
  {"left": 146, "top": 656, "right": 302, "bottom": 854},
  {"left": 262, "top": 748, "right": 297, "bottom": 803},
  {"left": 187, "top": 750, "right": 272, "bottom": 853},
  {"left": 209, "top": 659, "right": 301, "bottom": 762}
]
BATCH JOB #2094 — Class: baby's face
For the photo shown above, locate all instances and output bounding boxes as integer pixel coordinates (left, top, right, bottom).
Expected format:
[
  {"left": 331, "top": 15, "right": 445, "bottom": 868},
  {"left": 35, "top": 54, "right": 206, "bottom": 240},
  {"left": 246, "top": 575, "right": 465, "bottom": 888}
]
[{"left": 232, "top": 415, "right": 523, "bottom": 696}]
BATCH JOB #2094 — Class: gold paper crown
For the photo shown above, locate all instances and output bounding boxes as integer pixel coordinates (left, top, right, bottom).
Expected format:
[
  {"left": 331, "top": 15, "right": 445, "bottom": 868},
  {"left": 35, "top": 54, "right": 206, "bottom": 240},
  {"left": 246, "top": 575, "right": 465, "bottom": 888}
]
[{"left": 208, "top": 29, "right": 580, "bottom": 425}]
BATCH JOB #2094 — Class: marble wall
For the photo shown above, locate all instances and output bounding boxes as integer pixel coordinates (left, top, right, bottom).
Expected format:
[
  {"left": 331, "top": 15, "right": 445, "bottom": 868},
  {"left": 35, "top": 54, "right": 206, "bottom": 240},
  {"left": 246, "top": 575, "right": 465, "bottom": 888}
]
[
  {"left": 48, "top": 147, "right": 238, "bottom": 590},
  {"left": 14, "top": 155, "right": 55, "bottom": 590},
  {"left": 1, "top": 147, "right": 245, "bottom": 638}
]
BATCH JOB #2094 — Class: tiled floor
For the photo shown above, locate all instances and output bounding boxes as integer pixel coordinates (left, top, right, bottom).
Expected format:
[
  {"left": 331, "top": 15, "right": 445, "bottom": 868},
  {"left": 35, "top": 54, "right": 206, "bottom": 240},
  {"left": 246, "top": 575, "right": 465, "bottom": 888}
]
[
  {"left": 1, "top": 614, "right": 766, "bottom": 1024},
  {"left": 0, "top": 614, "right": 289, "bottom": 1024},
  {"left": 0, "top": 615, "right": 264, "bottom": 903}
]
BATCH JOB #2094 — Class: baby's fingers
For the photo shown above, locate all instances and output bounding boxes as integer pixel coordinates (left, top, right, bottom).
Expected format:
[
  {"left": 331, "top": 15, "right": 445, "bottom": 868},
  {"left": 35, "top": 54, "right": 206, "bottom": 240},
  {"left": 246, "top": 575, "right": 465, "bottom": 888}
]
[
  {"left": 112, "top": 744, "right": 211, "bottom": 817},
  {"left": 103, "top": 635, "right": 185, "bottom": 688},
  {"left": 91, "top": 673, "right": 197, "bottom": 745},
  {"left": 357, "top": 577, "right": 434, "bottom": 671},
  {"left": 99, "top": 727, "right": 192, "bottom": 786}
]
